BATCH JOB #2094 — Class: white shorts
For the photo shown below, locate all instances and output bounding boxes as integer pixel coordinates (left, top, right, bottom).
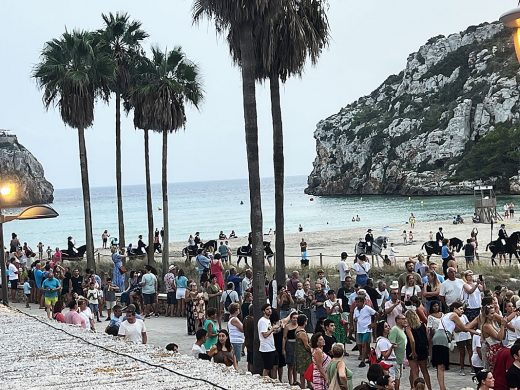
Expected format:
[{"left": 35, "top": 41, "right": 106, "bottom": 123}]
[
  {"left": 176, "top": 288, "right": 186, "bottom": 300},
  {"left": 106, "top": 300, "right": 116, "bottom": 309}
]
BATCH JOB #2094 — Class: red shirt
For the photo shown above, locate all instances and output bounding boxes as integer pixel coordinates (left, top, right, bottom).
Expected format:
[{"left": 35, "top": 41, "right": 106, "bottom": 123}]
[{"left": 493, "top": 347, "right": 514, "bottom": 390}]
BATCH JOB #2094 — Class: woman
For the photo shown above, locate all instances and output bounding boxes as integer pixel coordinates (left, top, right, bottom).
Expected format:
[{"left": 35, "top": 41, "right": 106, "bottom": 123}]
[
  {"left": 52, "top": 299, "right": 66, "bottom": 323},
  {"left": 376, "top": 375, "right": 396, "bottom": 390},
  {"left": 295, "top": 314, "right": 312, "bottom": 389},
  {"left": 432, "top": 302, "right": 478, "bottom": 390},
  {"left": 207, "top": 274, "right": 222, "bottom": 328},
  {"left": 426, "top": 301, "right": 443, "bottom": 342},
  {"left": 353, "top": 255, "right": 370, "bottom": 287},
  {"left": 203, "top": 307, "right": 219, "bottom": 350},
  {"left": 209, "top": 329, "right": 238, "bottom": 369},
  {"left": 120, "top": 271, "right": 141, "bottom": 307},
  {"left": 277, "top": 285, "right": 294, "bottom": 319},
  {"left": 463, "top": 270, "right": 484, "bottom": 322},
  {"left": 283, "top": 311, "right": 299, "bottom": 385},
  {"left": 210, "top": 253, "right": 225, "bottom": 289},
  {"left": 401, "top": 274, "right": 421, "bottom": 301},
  {"left": 324, "top": 290, "right": 347, "bottom": 345},
  {"left": 311, "top": 332, "right": 331, "bottom": 390},
  {"left": 454, "top": 308, "right": 472, "bottom": 376},
  {"left": 61, "top": 269, "right": 72, "bottom": 301},
  {"left": 302, "top": 281, "right": 315, "bottom": 333},
  {"left": 227, "top": 303, "right": 244, "bottom": 364},
  {"left": 314, "top": 317, "right": 326, "bottom": 335},
  {"left": 473, "top": 369, "right": 494, "bottom": 390},
  {"left": 481, "top": 305, "right": 507, "bottom": 371},
  {"left": 185, "top": 281, "right": 199, "bottom": 335},
  {"left": 175, "top": 269, "right": 188, "bottom": 317},
  {"left": 423, "top": 271, "right": 441, "bottom": 313},
  {"left": 188, "top": 234, "right": 195, "bottom": 247},
  {"left": 271, "top": 309, "right": 286, "bottom": 381},
  {"left": 375, "top": 321, "right": 396, "bottom": 366},
  {"left": 102, "top": 230, "right": 109, "bottom": 249},
  {"left": 9, "top": 233, "right": 20, "bottom": 253},
  {"left": 405, "top": 310, "right": 432, "bottom": 390},
  {"left": 326, "top": 343, "right": 353, "bottom": 390},
  {"left": 194, "top": 286, "right": 206, "bottom": 328},
  {"left": 110, "top": 246, "right": 126, "bottom": 292}
]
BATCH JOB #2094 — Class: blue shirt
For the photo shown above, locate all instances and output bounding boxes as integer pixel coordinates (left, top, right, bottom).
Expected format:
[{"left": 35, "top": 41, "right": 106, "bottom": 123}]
[
  {"left": 23, "top": 281, "right": 31, "bottom": 295},
  {"left": 176, "top": 275, "right": 188, "bottom": 289},
  {"left": 195, "top": 255, "right": 210, "bottom": 275},
  {"left": 441, "top": 245, "right": 449, "bottom": 259},
  {"left": 42, "top": 278, "right": 61, "bottom": 298},
  {"left": 228, "top": 275, "right": 243, "bottom": 296},
  {"left": 34, "top": 269, "right": 44, "bottom": 289},
  {"left": 422, "top": 273, "right": 445, "bottom": 284}
]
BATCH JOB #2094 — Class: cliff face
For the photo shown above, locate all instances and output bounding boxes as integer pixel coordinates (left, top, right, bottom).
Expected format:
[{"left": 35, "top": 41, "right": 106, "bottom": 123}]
[
  {"left": 306, "top": 22, "right": 520, "bottom": 196},
  {"left": 0, "top": 131, "right": 54, "bottom": 205}
]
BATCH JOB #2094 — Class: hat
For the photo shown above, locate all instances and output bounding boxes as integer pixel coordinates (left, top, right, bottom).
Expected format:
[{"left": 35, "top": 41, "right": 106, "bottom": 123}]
[
  {"left": 379, "top": 361, "right": 393, "bottom": 370},
  {"left": 501, "top": 224, "right": 506, "bottom": 227},
  {"left": 357, "top": 289, "right": 367, "bottom": 295},
  {"left": 367, "top": 229, "right": 372, "bottom": 232},
  {"left": 168, "top": 264, "right": 176, "bottom": 271},
  {"left": 389, "top": 281, "right": 399, "bottom": 290}
]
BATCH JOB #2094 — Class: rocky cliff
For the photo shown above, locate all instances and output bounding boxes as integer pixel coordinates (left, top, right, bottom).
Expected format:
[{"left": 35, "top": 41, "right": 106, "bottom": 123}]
[
  {"left": 306, "top": 22, "right": 520, "bottom": 196},
  {"left": 0, "top": 130, "right": 53, "bottom": 205}
]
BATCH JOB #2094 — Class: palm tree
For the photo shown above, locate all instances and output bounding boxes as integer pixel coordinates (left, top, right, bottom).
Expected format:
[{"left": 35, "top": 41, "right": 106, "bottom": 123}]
[
  {"left": 129, "top": 47, "right": 203, "bottom": 274},
  {"left": 97, "top": 12, "right": 148, "bottom": 250},
  {"left": 33, "top": 30, "right": 114, "bottom": 271}
]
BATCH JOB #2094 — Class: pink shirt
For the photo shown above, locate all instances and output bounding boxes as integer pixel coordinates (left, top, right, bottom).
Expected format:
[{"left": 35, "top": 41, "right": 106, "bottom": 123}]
[{"left": 64, "top": 310, "right": 86, "bottom": 328}]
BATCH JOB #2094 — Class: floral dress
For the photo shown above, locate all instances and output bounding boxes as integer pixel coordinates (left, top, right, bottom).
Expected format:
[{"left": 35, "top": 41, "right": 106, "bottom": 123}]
[
  {"left": 312, "top": 348, "right": 331, "bottom": 390},
  {"left": 324, "top": 298, "right": 347, "bottom": 343},
  {"left": 186, "top": 291, "right": 198, "bottom": 335},
  {"left": 295, "top": 329, "right": 312, "bottom": 375},
  {"left": 111, "top": 252, "right": 125, "bottom": 292}
]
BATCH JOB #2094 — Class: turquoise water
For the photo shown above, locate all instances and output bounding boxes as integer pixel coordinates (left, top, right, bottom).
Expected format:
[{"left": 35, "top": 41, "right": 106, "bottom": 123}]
[{"left": 2, "top": 176, "right": 518, "bottom": 250}]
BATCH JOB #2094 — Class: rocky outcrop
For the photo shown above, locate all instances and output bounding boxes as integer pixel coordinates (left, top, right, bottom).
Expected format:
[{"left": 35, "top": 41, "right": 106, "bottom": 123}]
[
  {"left": 0, "top": 130, "right": 53, "bottom": 205},
  {"left": 306, "top": 22, "right": 520, "bottom": 195}
]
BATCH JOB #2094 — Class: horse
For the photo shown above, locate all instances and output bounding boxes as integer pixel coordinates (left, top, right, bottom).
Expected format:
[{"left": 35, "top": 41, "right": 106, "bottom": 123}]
[
  {"left": 354, "top": 236, "right": 388, "bottom": 259},
  {"left": 486, "top": 231, "right": 520, "bottom": 266},
  {"left": 421, "top": 237, "right": 463, "bottom": 260},
  {"left": 237, "top": 241, "right": 274, "bottom": 267},
  {"left": 182, "top": 245, "right": 199, "bottom": 263},
  {"left": 202, "top": 240, "right": 218, "bottom": 252},
  {"left": 61, "top": 244, "right": 87, "bottom": 259}
]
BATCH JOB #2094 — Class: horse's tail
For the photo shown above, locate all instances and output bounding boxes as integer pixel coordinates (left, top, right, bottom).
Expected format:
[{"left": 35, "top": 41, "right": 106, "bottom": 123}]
[
  {"left": 182, "top": 247, "right": 186, "bottom": 256},
  {"left": 421, "top": 242, "right": 425, "bottom": 250},
  {"left": 486, "top": 243, "right": 490, "bottom": 252}
]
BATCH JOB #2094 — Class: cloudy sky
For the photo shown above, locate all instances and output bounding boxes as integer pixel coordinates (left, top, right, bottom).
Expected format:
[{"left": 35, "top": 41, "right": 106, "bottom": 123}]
[{"left": 0, "top": 0, "right": 513, "bottom": 189}]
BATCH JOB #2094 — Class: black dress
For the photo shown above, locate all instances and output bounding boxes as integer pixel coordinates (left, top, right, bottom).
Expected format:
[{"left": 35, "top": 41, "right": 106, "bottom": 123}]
[{"left": 406, "top": 324, "right": 429, "bottom": 361}]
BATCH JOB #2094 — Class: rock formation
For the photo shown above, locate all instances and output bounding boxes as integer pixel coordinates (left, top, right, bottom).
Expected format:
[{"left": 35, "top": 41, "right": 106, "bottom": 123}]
[
  {"left": 0, "top": 130, "right": 53, "bottom": 205},
  {"left": 306, "top": 22, "right": 520, "bottom": 195}
]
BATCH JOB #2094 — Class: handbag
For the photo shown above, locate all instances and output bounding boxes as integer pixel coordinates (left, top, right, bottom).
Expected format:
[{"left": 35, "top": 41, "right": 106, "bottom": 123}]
[
  {"left": 118, "top": 265, "right": 126, "bottom": 274},
  {"left": 304, "top": 362, "right": 313, "bottom": 382},
  {"left": 328, "top": 363, "right": 349, "bottom": 390},
  {"left": 440, "top": 316, "right": 457, "bottom": 352}
]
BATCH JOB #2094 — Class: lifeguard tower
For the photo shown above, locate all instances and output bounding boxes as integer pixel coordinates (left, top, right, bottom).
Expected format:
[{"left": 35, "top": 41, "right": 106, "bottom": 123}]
[{"left": 473, "top": 185, "right": 501, "bottom": 223}]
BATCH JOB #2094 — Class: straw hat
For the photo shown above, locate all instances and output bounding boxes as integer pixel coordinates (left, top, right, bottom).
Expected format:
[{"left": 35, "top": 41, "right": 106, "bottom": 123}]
[{"left": 389, "top": 281, "right": 399, "bottom": 290}]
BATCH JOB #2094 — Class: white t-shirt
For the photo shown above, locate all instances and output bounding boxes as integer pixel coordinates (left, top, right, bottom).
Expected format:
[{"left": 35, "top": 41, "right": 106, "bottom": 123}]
[
  {"left": 353, "top": 261, "right": 370, "bottom": 276},
  {"left": 221, "top": 290, "right": 240, "bottom": 313},
  {"left": 510, "top": 316, "right": 520, "bottom": 339},
  {"left": 453, "top": 315, "right": 471, "bottom": 342},
  {"left": 375, "top": 336, "right": 396, "bottom": 362},
  {"left": 337, "top": 261, "right": 349, "bottom": 282},
  {"left": 400, "top": 285, "right": 421, "bottom": 301},
  {"left": 258, "top": 317, "right": 275, "bottom": 352},
  {"left": 353, "top": 305, "right": 377, "bottom": 333},
  {"left": 462, "top": 283, "right": 482, "bottom": 309},
  {"left": 8, "top": 263, "right": 18, "bottom": 281},
  {"left": 192, "top": 343, "right": 207, "bottom": 358},
  {"left": 118, "top": 319, "right": 147, "bottom": 343},
  {"left": 439, "top": 278, "right": 464, "bottom": 307},
  {"left": 471, "top": 334, "right": 483, "bottom": 368},
  {"left": 295, "top": 289, "right": 305, "bottom": 301},
  {"left": 79, "top": 307, "right": 94, "bottom": 324},
  {"left": 385, "top": 300, "right": 403, "bottom": 328}
]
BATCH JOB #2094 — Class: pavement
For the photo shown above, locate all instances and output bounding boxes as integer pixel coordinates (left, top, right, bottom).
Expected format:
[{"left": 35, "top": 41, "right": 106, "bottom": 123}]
[{"left": 10, "top": 301, "right": 474, "bottom": 389}]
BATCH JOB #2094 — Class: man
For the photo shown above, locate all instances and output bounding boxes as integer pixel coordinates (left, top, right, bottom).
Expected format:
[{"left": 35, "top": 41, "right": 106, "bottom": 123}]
[
  {"left": 64, "top": 300, "right": 86, "bottom": 329},
  {"left": 421, "top": 262, "right": 445, "bottom": 284},
  {"left": 243, "top": 304, "right": 255, "bottom": 372},
  {"left": 337, "top": 276, "right": 355, "bottom": 342},
  {"left": 384, "top": 282, "right": 403, "bottom": 328},
  {"left": 258, "top": 303, "right": 281, "bottom": 377},
  {"left": 499, "top": 224, "right": 508, "bottom": 246},
  {"left": 227, "top": 268, "right": 243, "bottom": 298},
  {"left": 376, "top": 281, "right": 389, "bottom": 309},
  {"left": 397, "top": 260, "right": 422, "bottom": 291},
  {"left": 218, "top": 241, "right": 230, "bottom": 263},
  {"left": 365, "top": 229, "right": 374, "bottom": 254},
  {"left": 137, "top": 235, "right": 147, "bottom": 254},
  {"left": 323, "top": 319, "right": 336, "bottom": 356},
  {"left": 163, "top": 265, "right": 177, "bottom": 317},
  {"left": 286, "top": 271, "right": 301, "bottom": 297},
  {"left": 300, "top": 238, "right": 308, "bottom": 267},
  {"left": 436, "top": 227, "right": 444, "bottom": 247},
  {"left": 42, "top": 269, "right": 61, "bottom": 319},
  {"left": 33, "top": 262, "right": 45, "bottom": 308},
  {"left": 440, "top": 239, "right": 452, "bottom": 277},
  {"left": 191, "top": 328, "right": 210, "bottom": 359},
  {"left": 337, "top": 252, "right": 350, "bottom": 285},
  {"left": 70, "top": 268, "right": 84, "bottom": 296},
  {"left": 8, "top": 258, "right": 19, "bottom": 302},
  {"left": 194, "top": 232, "right": 202, "bottom": 246},
  {"left": 507, "top": 341, "right": 520, "bottom": 389},
  {"left": 118, "top": 307, "right": 147, "bottom": 344},
  {"left": 413, "top": 254, "right": 428, "bottom": 277},
  {"left": 105, "top": 304, "right": 123, "bottom": 335},
  {"left": 241, "top": 269, "right": 253, "bottom": 294},
  {"left": 313, "top": 282, "right": 327, "bottom": 323},
  {"left": 364, "top": 279, "right": 381, "bottom": 310},
  {"left": 439, "top": 267, "right": 464, "bottom": 308},
  {"left": 195, "top": 249, "right": 210, "bottom": 280},
  {"left": 389, "top": 314, "right": 408, "bottom": 390},
  {"left": 221, "top": 282, "right": 240, "bottom": 319},
  {"left": 353, "top": 295, "right": 377, "bottom": 367},
  {"left": 140, "top": 265, "right": 158, "bottom": 317}
]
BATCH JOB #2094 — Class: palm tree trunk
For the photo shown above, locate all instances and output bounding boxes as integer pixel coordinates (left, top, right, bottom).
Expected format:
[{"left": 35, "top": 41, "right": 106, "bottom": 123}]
[
  {"left": 239, "top": 23, "right": 265, "bottom": 375},
  {"left": 144, "top": 129, "right": 154, "bottom": 266},
  {"left": 270, "top": 75, "right": 285, "bottom": 287},
  {"left": 77, "top": 127, "right": 95, "bottom": 271},
  {"left": 161, "top": 130, "right": 169, "bottom": 277},
  {"left": 115, "top": 92, "right": 126, "bottom": 251}
]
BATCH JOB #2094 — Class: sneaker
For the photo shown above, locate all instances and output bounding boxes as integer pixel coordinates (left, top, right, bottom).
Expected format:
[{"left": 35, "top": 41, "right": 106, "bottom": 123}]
[
  {"left": 358, "top": 362, "right": 366, "bottom": 368},
  {"left": 459, "top": 369, "right": 465, "bottom": 376},
  {"left": 105, "top": 317, "right": 110, "bottom": 321}
]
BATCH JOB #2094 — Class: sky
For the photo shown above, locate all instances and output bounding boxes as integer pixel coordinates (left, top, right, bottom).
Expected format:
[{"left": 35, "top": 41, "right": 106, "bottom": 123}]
[{"left": 0, "top": 0, "right": 514, "bottom": 189}]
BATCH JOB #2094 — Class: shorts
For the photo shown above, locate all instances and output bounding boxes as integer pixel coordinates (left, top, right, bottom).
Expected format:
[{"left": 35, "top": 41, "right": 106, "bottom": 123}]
[
  {"left": 260, "top": 350, "right": 276, "bottom": 371},
  {"left": 106, "top": 300, "right": 116, "bottom": 309},
  {"left": 300, "top": 260, "right": 309, "bottom": 267},
  {"left": 357, "top": 332, "right": 371, "bottom": 344},
  {"left": 9, "top": 280, "right": 18, "bottom": 290},
  {"left": 457, "top": 339, "right": 471, "bottom": 349},
  {"left": 176, "top": 288, "right": 186, "bottom": 300},
  {"left": 44, "top": 296, "right": 58, "bottom": 306},
  {"left": 167, "top": 291, "right": 177, "bottom": 305},
  {"left": 89, "top": 303, "right": 99, "bottom": 314},
  {"left": 389, "top": 364, "right": 403, "bottom": 380},
  {"left": 143, "top": 293, "right": 156, "bottom": 305}
]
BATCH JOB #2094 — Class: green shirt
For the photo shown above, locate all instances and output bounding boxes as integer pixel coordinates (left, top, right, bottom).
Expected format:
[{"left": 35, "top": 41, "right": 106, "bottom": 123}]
[{"left": 388, "top": 326, "right": 407, "bottom": 364}]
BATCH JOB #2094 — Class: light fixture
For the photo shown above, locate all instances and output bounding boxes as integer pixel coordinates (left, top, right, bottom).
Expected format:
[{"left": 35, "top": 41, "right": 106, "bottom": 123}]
[{"left": 500, "top": 6, "right": 520, "bottom": 63}]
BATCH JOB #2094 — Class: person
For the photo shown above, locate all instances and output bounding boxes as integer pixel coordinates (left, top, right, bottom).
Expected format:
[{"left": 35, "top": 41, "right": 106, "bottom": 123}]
[
  {"left": 439, "top": 267, "right": 464, "bottom": 310},
  {"left": 327, "top": 343, "right": 353, "bottom": 390},
  {"left": 408, "top": 231, "right": 414, "bottom": 244},
  {"left": 401, "top": 274, "right": 421, "bottom": 302},
  {"left": 310, "top": 332, "right": 331, "bottom": 390},
  {"left": 423, "top": 271, "right": 441, "bottom": 313},
  {"left": 482, "top": 304, "right": 507, "bottom": 371},
  {"left": 207, "top": 274, "right": 222, "bottom": 327},
  {"left": 52, "top": 299, "right": 66, "bottom": 323},
  {"left": 474, "top": 370, "right": 495, "bottom": 390},
  {"left": 389, "top": 243, "right": 398, "bottom": 265},
  {"left": 218, "top": 230, "right": 227, "bottom": 240},
  {"left": 385, "top": 282, "right": 403, "bottom": 328},
  {"left": 229, "top": 230, "right": 237, "bottom": 239},
  {"left": 405, "top": 310, "right": 432, "bottom": 390},
  {"left": 209, "top": 329, "right": 238, "bottom": 369},
  {"left": 462, "top": 270, "right": 485, "bottom": 322},
  {"left": 202, "top": 307, "right": 219, "bottom": 351},
  {"left": 227, "top": 303, "right": 244, "bottom": 364},
  {"left": 375, "top": 321, "right": 396, "bottom": 368},
  {"left": 299, "top": 224, "right": 303, "bottom": 232},
  {"left": 463, "top": 239, "right": 476, "bottom": 268},
  {"left": 397, "top": 260, "right": 422, "bottom": 291},
  {"left": 218, "top": 241, "right": 230, "bottom": 264},
  {"left": 243, "top": 304, "right": 255, "bottom": 372},
  {"left": 322, "top": 318, "right": 337, "bottom": 357},
  {"left": 436, "top": 227, "right": 444, "bottom": 247},
  {"left": 195, "top": 249, "right": 210, "bottom": 282},
  {"left": 210, "top": 252, "right": 224, "bottom": 289},
  {"left": 175, "top": 269, "right": 188, "bottom": 317},
  {"left": 337, "top": 252, "right": 350, "bottom": 285},
  {"left": 283, "top": 312, "right": 299, "bottom": 385},
  {"left": 389, "top": 314, "right": 408, "bottom": 390},
  {"left": 325, "top": 290, "right": 347, "bottom": 345},
  {"left": 64, "top": 300, "right": 87, "bottom": 328},
  {"left": 507, "top": 342, "right": 520, "bottom": 389},
  {"left": 140, "top": 265, "right": 158, "bottom": 317},
  {"left": 353, "top": 254, "right": 370, "bottom": 287},
  {"left": 23, "top": 277, "right": 31, "bottom": 308},
  {"left": 353, "top": 296, "right": 377, "bottom": 368},
  {"left": 440, "top": 239, "right": 451, "bottom": 277},
  {"left": 278, "top": 285, "right": 295, "bottom": 319},
  {"left": 110, "top": 246, "right": 126, "bottom": 292},
  {"left": 365, "top": 229, "right": 374, "bottom": 254},
  {"left": 316, "top": 269, "right": 330, "bottom": 294},
  {"left": 472, "top": 329, "right": 484, "bottom": 373},
  {"left": 186, "top": 281, "right": 199, "bottom": 335},
  {"left": 191, "top": 328, "right": 209, "bottom": 359},
  {"left": 42, "top": 269, "right": 61, "bottom": 319},
  {"left": 241, "top": 269, "right": 253, "bottom": 295},
  {"left": 300, "top": 238, "right": 308, "bottom": 267},
  {"left": 78, "top": 298, "right": 95, "bottom": 331},
  {"left": 499, "top": 224, "right": 508, "bottom": 246},
  {"left": 421, "top": 262, "right": 445, "bottom": 284},
  {"left": 258, "top": 303, "right": 281, "bottom": 378},
  {"left": 295, "top": 314, "right": 312, "bottom": 388},
  {"left": 8, "top": 258, "right": 19, "bottom": 302},
  {"left": 164, "top": 265, "right": 177, "bottom": 317},
  {"left": 102, "top": 230, "right": 110, "bottom": 249},
  {"left": 86, "top": 281, "right": 101, "bottom": 322},
  {"left": 118, "top": 307, "right": 147, "bottom": 344},
  {"left": 314, "top": 282, "right": 328, "bottom": 325},
  {"left": 221, "top": 282, "right": 240, "bottom": 322}
]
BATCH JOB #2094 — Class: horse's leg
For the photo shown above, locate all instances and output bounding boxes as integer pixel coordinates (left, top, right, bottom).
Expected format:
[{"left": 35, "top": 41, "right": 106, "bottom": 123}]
[{"left": 491, "top": 253, "right": 497, "bottom": 267}]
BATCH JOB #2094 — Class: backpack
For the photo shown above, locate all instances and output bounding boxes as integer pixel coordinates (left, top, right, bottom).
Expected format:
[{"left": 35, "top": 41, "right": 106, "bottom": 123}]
[{"left": 224, "top": 291, "right": 233, "bottom": 311}]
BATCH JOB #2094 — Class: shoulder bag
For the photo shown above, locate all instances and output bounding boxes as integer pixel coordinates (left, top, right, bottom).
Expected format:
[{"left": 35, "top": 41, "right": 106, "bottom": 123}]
[{"left": 440, "top": 315, "right": 457, "bottom": 352}]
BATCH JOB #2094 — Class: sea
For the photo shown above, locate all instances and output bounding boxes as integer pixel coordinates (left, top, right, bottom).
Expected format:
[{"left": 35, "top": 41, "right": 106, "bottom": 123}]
[{"left": 3, "top": 175, "right": 519, "bottom": 250}]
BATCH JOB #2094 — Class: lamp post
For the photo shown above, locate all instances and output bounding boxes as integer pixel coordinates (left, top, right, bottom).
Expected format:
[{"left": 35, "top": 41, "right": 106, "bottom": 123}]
[{"left": 500, "top": 6, "right": 520, "bottom": 63}]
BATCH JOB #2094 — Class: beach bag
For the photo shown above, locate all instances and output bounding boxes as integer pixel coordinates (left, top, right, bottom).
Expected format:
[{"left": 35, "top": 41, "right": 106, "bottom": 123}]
[{"left": 304, "top": 362, "right": 313, "bottom": 383}]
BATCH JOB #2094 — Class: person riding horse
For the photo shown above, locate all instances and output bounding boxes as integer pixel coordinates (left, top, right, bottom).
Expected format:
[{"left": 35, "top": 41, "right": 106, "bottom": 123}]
[
  {"left": 487, "top": 231, "right": 520, "bottom": 266},
  {"left": 499, "top": 224, "right": 508, "bottom": 247},
  {"left": 365, "top": 229, "right": 374, "bottom": 254},
  {"left": 436, "top": 227, "right": 444, "bottom": 247}
]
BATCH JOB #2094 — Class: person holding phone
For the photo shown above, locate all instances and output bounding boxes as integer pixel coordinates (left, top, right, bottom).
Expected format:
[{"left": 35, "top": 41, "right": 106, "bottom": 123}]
[{"left": 462, "top": 270, "right": 485, "bottom": 322}]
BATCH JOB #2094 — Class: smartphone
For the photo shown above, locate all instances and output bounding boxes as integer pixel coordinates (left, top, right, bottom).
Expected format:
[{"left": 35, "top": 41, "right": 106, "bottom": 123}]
[{"left": 478, "top": 275, "right": 483, "bottom": 281}]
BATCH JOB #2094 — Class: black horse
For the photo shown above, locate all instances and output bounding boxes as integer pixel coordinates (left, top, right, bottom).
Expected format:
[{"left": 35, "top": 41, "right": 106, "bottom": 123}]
[
  {"left": 421, "top": 237, "right": 463, "bottom": 260},
  {"left": 61, "top": 245, "right": 87, "bottom": 259},
  {"left": 182, "top": 240, "right": 218, "bottom": 263},
  {"left": 202, "top": 240, "right": 218, "bottom": 251},
  {"left": 486, "top": 231, "right": 520, "bottom": 266},
  {"left": 237, "top": 241, "right": 274, "bottom": 266}
]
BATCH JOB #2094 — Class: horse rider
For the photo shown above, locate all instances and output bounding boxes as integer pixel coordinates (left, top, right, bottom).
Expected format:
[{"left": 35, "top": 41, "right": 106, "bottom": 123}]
[
  {"left": 436, "top": 227, "right": 444, "bottom": 247},
  {"left": 194, "top": 232, "right": 202, "bottom": 247},
  {"left": 365, "top": 229, "right": 374, "bottom": 254},
  {"left": 137, "top": 235, "right": 146, "bottom": 254},
  {"left": 67, "top": 236, "right": 78, "bottom": 255},
  {"left": 499, "top": 224, "right": 508, "bottom": 247}
]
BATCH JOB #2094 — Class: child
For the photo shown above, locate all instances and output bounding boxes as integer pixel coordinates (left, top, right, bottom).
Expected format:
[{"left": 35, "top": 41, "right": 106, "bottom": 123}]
[
  {"left": 46, "top": 246, "right": 52, "bottom": 260},
  {"left": 23, "top": 277, "right": 31, "bottom": 308},
  {"left": 37, "top": 242, "right": 44, "bottom": 260},
  {"left": 316, "top": 269, "right": 330, "bottom": 294},
  {"left": 389, "top": 243, "right": 398, "bottom": 264},
  {"left": 402, "top": 230, "right": 407, "bottom": 245},
  {"left": 408, "top": 230, "right": 414, "bottom": 243},
  {"left": 103, "top": 277, "right": 119, "bottom": 321},
  {"left": 294, "top": 282, "right": 305, "bottom": 311},
  {"left": 86, "top": 281, "right": 101, "bottom": 322}
]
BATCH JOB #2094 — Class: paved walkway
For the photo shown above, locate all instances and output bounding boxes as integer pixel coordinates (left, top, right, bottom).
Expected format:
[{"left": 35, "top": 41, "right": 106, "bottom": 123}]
[{"left": 10, "top": 302, "right": 473, "bottom": 389}]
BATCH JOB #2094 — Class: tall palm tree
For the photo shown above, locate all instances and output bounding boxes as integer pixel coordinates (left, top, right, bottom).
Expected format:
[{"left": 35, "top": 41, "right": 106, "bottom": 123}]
[
  {"left": 129, "top": 47, "right": 203, "bottom": 274},
  {"left": 97, "top": 12, "right": 148, "bottom": 250},
  {"left": 33, "top": 30, "right": 114, "bottom": 271}
]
